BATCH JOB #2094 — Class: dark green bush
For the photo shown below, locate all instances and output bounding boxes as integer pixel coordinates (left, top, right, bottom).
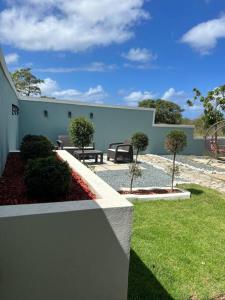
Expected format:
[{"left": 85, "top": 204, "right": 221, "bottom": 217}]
[
  {"left": 24, "top": 156, "right": 71, "bottom": 198},
  {"left": 131, "top": 132, "right": 149, "bottom": 162},
  {"left": 20, "top": 134, "right": 54, "bottom": 160}
]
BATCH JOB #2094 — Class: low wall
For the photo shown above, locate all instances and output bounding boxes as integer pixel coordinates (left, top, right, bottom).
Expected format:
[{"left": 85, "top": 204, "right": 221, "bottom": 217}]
[
  {"left": 151, "top": 124, "right": 205, "bottom": 155},
  {"left": 0, "top": 151, "right": 133, "bottom": 300}
]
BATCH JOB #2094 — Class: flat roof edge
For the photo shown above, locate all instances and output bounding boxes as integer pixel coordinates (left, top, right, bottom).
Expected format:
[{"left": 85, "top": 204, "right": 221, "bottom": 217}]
[
  {"left": 19, "top": 96, "right": 156, "bottom": 112},
  {"left": 0, "top": 48, "right": 19, "bottom": 97}
]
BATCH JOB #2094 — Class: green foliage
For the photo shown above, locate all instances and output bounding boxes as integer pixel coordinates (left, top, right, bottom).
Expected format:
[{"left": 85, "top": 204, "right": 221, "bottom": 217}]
[
  {"left": 182, "top": 116, "right": 207, "bottom": 137},
  {"left": 69, "top": 117, "right": 94, "bottom": 161},
  {"left": 20, "top": 134, "right": 54, "bottom": 161},
  {"left": 24, "top": 156, "right": 71, "bottom": 198},
  {"left": 167, "top": 164, "right": 180, "bottom": 178},
  {"left": 165, "top": 130, "right": 187, "bottom": 191},
  {"left": 165, "top": 130, "right": 187, "bottom": 154},
  {"left": 11, "top": 68, "right": 44, "bottom": 96},
  {"left": 129, "top": 163, "right": 142, "bottom": 193},
  {"left": 187, "top": 85, "right": 225, "bottom": 127},
  {"left": 139, "top": 99, "right": 183, "bottom": 124},
  {"left": 131, "top": 132, "right": 149, "bottom": 162}
]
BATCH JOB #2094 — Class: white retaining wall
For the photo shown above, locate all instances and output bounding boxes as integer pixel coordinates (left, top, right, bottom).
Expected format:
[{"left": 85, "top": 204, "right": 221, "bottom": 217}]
[{"left": 0, "top": 151, "right": 133, "bottom": 300}]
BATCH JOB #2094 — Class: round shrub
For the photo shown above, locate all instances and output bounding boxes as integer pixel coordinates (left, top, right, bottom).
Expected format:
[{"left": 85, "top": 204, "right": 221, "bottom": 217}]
[
  {"left": 131, "top": 132, "right": 149, "bottom": 162},
  {"left": 69, "top": 117, "right": 94, "bottom": 149},
  {"left": 20, "top": 135, "right": 54, "bottom": 160},
  {"left": 165, "top": 130, "right": 187, "bottom": 154},
  {"left": 24, "top": 156, "right": 71, "bottom": 198}
]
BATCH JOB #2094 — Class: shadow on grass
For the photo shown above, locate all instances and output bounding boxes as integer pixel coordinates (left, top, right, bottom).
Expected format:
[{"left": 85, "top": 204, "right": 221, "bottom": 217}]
[
  {"left": 128, "top": 250, "right": 174, "bottom": 300},
  {"left": 186, "top": 188, "right": 204, "bottom": 196}
]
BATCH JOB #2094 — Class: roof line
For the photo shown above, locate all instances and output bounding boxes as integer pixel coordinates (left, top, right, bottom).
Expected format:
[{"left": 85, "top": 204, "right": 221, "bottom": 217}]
[
  {"left": 0, "top": 48, "right": 19, "bottom": 98},
  {"left": 19, "top": 96, "right": 156, "bottom": 111}
]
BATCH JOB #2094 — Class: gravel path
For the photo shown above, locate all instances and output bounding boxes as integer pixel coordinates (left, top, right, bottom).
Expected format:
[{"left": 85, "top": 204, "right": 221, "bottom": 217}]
[
  {"left": 162, "top": 155, "right": 225, "bottom": 173},
  {"left": 141, "top": 154, "right": 225, "bottom": 193},
  {"left": 96, "top": 162, "right": 185, "bottom": 191}
]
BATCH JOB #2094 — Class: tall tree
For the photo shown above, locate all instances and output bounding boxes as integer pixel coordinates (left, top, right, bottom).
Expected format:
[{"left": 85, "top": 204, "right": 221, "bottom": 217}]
[
  {"left": 187, "top": 85, "right": 225, "bottom": 158},
  {"left": 11, "top": 68, "right": 44, "bottom": 96},
  {"left": 187, "top": 86, "right": 225, "bottom": 128},
  {"left": 139, "top": 99, "right": 183, "bottom": 124}
]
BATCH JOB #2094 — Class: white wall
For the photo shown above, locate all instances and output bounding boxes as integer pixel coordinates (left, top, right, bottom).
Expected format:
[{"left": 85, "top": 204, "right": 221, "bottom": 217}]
[
  {"left": 0, "top": 152, "right": 133, "bottom": 300},
  {"left": 0, "top": 49, "right": 19, "bottom": 174}
]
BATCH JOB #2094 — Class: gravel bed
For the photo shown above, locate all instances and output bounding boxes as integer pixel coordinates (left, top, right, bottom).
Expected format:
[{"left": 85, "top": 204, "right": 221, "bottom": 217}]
[
  {"left": 96, "top": 162, "right": 186, "bottom": 191},
  {"left": 162, "top": 155, "right": 225, "bottom": 173}
]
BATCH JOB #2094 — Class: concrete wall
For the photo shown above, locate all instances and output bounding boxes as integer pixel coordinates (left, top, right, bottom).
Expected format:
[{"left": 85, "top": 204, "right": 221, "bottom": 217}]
[
  {"left": 19, "top": 97, "right": 204, "bottom": 155},
  {"left": 0, "top": 49, "right": 19, "bottom": 174},
  {"left": 0, "top": 151, "right": 133, "bottom": 300}
]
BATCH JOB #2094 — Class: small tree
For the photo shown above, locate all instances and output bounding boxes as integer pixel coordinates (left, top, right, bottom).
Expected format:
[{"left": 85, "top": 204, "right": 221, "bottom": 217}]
[
  {"left": 69, "top": 117, "right": 94, "bottom": 162},
  {"left": 11, "top": 68, "right": 44, "bottom": 96},
  {"left": 165, "top": 130, "right": 187, "bottom": 191},
  {"left": 129, "top": 163, "right": 142, "bottom": 193},
  {"left": 131, "top": 132, "right": 149, "bottom": 163}
]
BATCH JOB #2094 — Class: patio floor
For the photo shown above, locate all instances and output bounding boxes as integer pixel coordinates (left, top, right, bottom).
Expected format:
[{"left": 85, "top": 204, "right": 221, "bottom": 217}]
[
  {"left": 83, "top": 153, "right": 225, "bottom": 193},
  {"left": 88, "top": 155, "right": 186, "bottom": 191}
]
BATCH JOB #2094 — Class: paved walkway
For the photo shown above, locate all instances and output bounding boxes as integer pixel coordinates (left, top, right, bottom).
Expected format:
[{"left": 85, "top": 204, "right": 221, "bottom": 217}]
[{"left": 141, "top": 154, "right": 225, "bottom": 193}]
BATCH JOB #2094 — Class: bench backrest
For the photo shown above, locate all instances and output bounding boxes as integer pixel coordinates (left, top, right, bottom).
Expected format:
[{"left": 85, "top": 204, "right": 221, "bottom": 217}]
[{"left": 58, "top": 135, "right": 74, "bottom": 147}]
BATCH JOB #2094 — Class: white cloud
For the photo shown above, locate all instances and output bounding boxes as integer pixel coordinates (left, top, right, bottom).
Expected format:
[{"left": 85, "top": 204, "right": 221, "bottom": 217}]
[
  {"left": 4, "top": 53, "right": 19, "bottom": 64},
  {"left": 162, "top": 88, "right": 187, "bottom": 102},
  {"left": 122, "top": 48, "right": 157, "bottom": 63},
  {"left": 35, "top": 62, "right": 117, "bottom": 73},
  {"left": 38, "top": 78, "right": 59, "bottom": 95},
  {"left": 124, "top": 90, "right": 155, "bottom": 106},
  {"left": 38, "top": 78, "right": 107, "bottom": 103},
  {"left": 181, "top": 15, "right": 225, "bottom": 54},
  {"left": 0, "top": 0, "right": 149, "bottom": 51}
]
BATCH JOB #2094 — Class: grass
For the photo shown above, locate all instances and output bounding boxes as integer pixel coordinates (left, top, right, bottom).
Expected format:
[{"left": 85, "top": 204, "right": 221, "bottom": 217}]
[{"left": 128, "top": 184, "right": 225, "bottom": 300}]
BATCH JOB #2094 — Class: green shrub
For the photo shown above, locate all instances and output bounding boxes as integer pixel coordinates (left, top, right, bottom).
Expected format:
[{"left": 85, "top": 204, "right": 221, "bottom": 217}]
[
  {"left": 165, "top": 130, "right": 187, "bottom": 191},
  {"left": 24, "top": 156, "right": 71, "bottom": 198},
  {"left": 131, "top": 132, "right": 149, "bottom": 162},
  {"left": 69, "top": 117, "right": 94, "bottom": 162},
  {"left": 20, "top": 134, "right": 54, "bottom": 160}
]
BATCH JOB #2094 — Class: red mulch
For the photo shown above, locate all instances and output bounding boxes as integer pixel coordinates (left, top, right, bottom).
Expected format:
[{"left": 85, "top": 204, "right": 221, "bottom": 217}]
[
  {"left": 0, "top": 153, "right": 95, "bottom": 205},
  {"left": 119, "top": 188, "right": 180, "bottom": 195}
]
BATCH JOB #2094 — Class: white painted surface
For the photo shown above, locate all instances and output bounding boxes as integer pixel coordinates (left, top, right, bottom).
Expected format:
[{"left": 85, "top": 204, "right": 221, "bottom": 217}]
[
  {"left": 120, "top": 187, "right": 191, "bottom": 201},
  {"left": 0, "top": 151, "right": 133, "bottom": 300}
]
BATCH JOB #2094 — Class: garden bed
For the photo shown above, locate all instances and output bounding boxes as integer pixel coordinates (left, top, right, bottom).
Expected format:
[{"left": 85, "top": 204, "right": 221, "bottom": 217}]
[
  {"left": 0, "top": 152, "right": 95, "bottom": 205},
  {"left": 119, "top": 187, "right": 190, "bottom": 201}
]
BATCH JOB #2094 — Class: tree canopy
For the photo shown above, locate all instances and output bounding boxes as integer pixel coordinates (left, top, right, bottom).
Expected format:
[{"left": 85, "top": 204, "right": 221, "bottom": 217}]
[
  {"left": 187, "top": 85, "right": 225, "bottom": 128},
  {"left": 139, "top": 99, "right": 183, "bottom": 124},
  {"left": 11, "top": 68, "right": 44, "bottom": 96}
]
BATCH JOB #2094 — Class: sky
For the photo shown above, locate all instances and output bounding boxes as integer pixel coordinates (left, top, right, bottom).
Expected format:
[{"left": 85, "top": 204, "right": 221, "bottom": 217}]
[{"left": 0, "top": 0, "right": 225, "bottom": 119}]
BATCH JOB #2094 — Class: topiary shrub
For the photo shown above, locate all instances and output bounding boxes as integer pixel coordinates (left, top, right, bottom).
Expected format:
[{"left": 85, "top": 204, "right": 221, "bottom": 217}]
[
  {"left": 165, "top": 130, "right": 187, "bottom": 191},
  {"left": 69, "top": 117, "right": 94, "bottom": 162},
  {"left": 24, "top": 156, "right": 71, "bottom": 198},
  {"left": 131, "top": 132, "right": 149, "bottom": 163},
  {"left": 20, "top": 134, "right": 54, "bottom": 161}
]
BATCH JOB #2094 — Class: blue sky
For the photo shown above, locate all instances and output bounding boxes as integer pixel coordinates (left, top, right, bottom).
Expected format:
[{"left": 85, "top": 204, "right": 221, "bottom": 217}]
[{"left": 0, "top": 0, "right": 225, "bottom": 118}]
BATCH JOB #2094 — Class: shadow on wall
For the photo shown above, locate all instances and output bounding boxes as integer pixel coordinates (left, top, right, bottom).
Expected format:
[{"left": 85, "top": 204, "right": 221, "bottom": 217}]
[
  {"left": 0, "top": 203, "right": 132, "bottom": 300},
  {"left": 128, "top": 250, "right": 174, "bottom": 300}
]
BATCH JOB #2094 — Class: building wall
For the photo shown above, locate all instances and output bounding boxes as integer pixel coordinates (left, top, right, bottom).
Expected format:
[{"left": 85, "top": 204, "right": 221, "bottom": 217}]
[
  {"left": 0, "top": 50, "right": 19, "bottom": 174},
  {"left": 19, "top": 98, "right": 204, "bottom": 155}
]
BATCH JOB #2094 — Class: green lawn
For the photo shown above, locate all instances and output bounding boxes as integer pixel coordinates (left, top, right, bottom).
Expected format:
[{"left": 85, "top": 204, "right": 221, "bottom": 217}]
[{"left": 128, "top": 184, "right": 225, "bottom": 300}]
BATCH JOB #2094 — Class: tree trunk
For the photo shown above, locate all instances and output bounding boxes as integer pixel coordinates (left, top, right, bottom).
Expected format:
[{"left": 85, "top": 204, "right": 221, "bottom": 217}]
[
  {"left": 130, "top": 173, "right": 134, "bottom": 193},
  {"left": 82, "top": 148, "right": 85, "bottom": 162},
  {"left": 135, "top": 149, "right": 139, "bottom": 164},
  {"left": 172, "top": 152, "right": 176, "bottom": 192}
]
